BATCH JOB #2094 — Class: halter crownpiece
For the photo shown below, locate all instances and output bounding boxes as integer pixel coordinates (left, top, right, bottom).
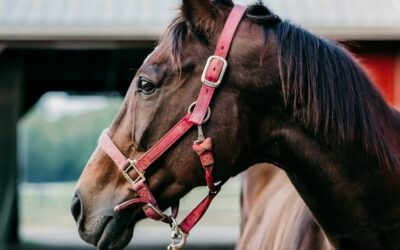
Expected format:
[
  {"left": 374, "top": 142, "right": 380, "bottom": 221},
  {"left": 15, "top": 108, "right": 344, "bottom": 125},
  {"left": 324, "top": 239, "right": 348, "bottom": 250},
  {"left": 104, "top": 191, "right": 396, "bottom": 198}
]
[{"left": 99, "top": 4, "right": 246, "bottom": 249}]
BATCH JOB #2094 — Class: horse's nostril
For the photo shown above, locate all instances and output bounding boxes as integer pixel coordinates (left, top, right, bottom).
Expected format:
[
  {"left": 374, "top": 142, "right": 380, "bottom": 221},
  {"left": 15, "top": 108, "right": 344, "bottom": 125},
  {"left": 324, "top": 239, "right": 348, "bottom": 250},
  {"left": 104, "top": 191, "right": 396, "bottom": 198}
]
[{"left": 71, "top": 192, "right": 83, "bottom": 224}]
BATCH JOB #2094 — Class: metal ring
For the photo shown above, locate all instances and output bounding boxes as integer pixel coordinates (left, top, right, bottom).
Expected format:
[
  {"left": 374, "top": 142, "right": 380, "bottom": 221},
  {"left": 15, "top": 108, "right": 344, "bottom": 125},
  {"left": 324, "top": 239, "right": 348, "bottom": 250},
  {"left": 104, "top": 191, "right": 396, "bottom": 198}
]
[{"left": 187, "top": 101, "right": 211, "bottom": 124}]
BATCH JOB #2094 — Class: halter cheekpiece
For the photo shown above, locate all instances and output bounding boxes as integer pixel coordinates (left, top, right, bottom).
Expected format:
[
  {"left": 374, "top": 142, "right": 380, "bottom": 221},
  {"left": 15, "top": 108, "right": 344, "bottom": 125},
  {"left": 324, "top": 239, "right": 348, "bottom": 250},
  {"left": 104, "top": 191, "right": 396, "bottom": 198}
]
[{"left": 99, "top": 5, "right": 246, "bottom": 250}]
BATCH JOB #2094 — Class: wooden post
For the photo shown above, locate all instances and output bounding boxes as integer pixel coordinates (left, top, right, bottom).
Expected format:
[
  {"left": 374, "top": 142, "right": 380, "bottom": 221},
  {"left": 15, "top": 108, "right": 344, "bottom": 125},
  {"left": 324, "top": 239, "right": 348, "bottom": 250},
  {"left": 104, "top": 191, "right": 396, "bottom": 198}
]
[{"left": 0, "top": 50, "right": 22, "bottom": 248}]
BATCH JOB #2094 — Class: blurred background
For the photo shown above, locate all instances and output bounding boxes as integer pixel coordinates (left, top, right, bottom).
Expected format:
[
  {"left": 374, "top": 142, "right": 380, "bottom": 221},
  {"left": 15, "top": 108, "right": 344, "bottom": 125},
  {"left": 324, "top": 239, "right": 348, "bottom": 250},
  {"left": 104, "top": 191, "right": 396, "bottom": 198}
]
[{"left": 0, "top": 0, "right": 399, "bottom": 249}]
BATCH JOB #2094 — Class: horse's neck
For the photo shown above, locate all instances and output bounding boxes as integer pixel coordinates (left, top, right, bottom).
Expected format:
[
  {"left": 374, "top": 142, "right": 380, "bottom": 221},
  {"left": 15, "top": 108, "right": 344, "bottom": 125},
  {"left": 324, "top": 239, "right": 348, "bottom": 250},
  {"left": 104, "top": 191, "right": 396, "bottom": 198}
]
[{"left": 261, "top": 112, "right": 400, "bottom": 249}]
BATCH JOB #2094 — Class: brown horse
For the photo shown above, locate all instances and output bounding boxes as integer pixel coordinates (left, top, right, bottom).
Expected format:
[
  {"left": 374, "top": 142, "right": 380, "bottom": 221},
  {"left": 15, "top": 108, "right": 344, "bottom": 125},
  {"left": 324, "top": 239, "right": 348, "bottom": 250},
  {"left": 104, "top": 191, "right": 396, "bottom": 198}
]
[{"left": 71, "top": 0, "right": 400, "bottom": 249}]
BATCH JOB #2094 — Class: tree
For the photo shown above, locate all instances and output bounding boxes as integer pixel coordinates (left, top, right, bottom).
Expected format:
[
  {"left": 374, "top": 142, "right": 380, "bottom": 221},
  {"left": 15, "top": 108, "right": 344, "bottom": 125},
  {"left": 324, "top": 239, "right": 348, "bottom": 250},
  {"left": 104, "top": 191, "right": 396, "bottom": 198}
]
[{"left": 18, "top": 94, "right": 122, "bottom": 183}]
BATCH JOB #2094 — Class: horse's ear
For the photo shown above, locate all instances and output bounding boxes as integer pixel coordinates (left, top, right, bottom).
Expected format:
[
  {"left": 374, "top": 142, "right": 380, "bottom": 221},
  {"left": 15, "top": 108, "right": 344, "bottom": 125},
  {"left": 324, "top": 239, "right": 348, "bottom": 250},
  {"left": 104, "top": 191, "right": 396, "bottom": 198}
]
[{"left": 181, "top": 0, "right": 222, "bottom": 39}]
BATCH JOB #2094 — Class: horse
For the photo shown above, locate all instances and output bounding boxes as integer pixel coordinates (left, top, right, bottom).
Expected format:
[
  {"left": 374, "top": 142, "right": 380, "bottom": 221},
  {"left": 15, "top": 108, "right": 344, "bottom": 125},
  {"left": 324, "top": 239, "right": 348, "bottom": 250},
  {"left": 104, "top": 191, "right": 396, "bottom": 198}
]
[
  {"left": 239, "top": 163, "right": 334, "bottom": 250},
  {"left": 71, "top": 0, "right": 400, "bottom": 249}
]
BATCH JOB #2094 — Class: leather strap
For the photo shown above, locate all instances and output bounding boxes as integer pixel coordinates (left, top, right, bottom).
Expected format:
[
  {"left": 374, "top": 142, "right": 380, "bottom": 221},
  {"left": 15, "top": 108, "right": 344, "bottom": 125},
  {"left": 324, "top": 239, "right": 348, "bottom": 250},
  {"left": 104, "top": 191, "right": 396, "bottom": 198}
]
[
  {"left": 135, "top": 113, "right": 194, "bottom": 172},
  {"left": 214, "top": 5, "right": 246, "bottom": 58},
  {"left": 189, "top": 5, "right": 246, "bottom": 125},
  {"left": 179, "top": 179, "right": 227, "bottom": 234},
  {"left": 192, "top": 138, "right": 215, "bottom": 192},
  {"left": 99, "top": 129, "right": 129, "bottom": 171}
]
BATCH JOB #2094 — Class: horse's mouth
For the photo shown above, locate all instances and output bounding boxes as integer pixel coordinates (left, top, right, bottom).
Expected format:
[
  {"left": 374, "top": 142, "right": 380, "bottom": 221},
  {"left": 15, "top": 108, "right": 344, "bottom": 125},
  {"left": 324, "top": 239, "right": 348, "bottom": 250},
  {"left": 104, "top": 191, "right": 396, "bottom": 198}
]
[
  {"left": 94, "top": 216, "right": 134, "bottom": 250},
  {"left": 77, "top": 216, "right": 111, "bottom": 247},
  {"left": 95, "top": 206, "right": 150, "bottom": 250},
  {"left": 77, "top": 214, "right": 133, "bottom": 250},
  {"left": 96, "top": 218, "right": 114, "bottom": 248}
]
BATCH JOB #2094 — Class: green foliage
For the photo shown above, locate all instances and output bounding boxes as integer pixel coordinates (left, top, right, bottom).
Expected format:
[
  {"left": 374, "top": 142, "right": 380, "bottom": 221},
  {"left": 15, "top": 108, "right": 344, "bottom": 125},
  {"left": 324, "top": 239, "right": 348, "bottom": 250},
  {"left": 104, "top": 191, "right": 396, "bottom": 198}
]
[{"left": 18, "top": 95, "right": 123, "bottom": 183}]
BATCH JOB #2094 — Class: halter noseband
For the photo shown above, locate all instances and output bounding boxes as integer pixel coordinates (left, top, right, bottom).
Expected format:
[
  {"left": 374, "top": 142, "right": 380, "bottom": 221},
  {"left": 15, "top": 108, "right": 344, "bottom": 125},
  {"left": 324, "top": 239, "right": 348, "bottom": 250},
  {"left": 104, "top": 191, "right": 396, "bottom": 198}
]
[{"left": 99, "top": 5, "right": 246, "bottom": 249}]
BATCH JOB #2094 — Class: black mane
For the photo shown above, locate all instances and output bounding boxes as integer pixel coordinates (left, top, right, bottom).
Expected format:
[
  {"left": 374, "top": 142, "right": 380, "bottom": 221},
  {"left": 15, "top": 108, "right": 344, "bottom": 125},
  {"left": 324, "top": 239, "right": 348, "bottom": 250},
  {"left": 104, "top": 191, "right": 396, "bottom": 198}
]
[{"left": 271, "top": 19, "right": 400, "bottom": 169}]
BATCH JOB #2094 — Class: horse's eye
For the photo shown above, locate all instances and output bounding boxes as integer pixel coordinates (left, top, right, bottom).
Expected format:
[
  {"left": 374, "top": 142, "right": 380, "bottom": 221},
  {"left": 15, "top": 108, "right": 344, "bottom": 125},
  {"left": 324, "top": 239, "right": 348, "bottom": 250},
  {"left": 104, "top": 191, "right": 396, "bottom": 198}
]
[{"left": 137, "top": 78, "right": 157, "bottom": 96}]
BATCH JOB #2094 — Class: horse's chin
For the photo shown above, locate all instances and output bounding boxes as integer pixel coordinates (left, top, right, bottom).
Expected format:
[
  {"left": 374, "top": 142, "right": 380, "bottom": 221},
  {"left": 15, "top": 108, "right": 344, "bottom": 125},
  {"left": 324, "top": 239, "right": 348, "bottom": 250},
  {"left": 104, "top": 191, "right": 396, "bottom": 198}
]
[{"left": 96, "top": 217, "right": 135, "bottom": 250}]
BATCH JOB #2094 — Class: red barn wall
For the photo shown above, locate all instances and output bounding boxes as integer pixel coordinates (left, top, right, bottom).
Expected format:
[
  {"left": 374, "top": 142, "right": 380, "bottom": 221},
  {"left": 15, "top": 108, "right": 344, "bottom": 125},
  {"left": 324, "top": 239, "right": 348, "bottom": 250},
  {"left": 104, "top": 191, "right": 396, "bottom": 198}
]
[
  {"left": 358, "top": 54, "right": 394, "bottom": 104},
  {"left": 395, "top": 55, "right": 400, "bottom": 109},
  {"left": 346, "top": 41, "right": 400, "bottom": 110}
]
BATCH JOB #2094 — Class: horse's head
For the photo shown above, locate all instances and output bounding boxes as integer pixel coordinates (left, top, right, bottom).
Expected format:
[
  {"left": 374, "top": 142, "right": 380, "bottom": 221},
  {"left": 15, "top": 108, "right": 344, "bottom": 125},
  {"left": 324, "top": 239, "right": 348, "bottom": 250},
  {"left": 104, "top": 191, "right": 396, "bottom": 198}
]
[{"left": 72, "top": 1, "right": 281, "bottom": 249}]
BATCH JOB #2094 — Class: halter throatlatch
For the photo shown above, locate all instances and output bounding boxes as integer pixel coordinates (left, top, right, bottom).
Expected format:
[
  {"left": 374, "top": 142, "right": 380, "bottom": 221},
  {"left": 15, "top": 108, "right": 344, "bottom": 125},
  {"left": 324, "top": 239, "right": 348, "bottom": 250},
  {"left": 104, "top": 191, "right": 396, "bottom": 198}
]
[{"left": 99, "top": 5, "right": 246, "bottom": 249}]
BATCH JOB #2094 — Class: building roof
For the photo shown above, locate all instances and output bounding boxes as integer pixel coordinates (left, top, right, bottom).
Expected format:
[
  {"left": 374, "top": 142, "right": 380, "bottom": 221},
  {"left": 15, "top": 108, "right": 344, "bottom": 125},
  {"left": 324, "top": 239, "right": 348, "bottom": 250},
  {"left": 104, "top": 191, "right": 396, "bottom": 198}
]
[{"left": 0, "top": 0, "right": 399, "bottom": 41}]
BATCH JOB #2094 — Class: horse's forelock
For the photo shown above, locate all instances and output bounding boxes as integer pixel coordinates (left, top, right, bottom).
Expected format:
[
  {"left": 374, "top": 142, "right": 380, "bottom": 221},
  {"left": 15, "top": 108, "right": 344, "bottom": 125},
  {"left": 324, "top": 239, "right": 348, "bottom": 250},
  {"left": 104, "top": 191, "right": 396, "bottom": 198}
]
[{"left": 152, "top": 17, "right": 188, "bottom": 71}]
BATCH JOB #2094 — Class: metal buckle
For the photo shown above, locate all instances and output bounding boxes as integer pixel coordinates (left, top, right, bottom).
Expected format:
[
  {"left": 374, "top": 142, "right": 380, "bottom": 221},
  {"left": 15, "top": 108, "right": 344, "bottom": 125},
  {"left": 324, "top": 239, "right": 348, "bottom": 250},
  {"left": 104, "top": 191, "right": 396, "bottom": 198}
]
[
  {"left": 143, "top": 203, "right": 168, "bottom": 221},
  {"left": 123, "top": 159, "right": 146, "bottom": 185},
  {"left": 201, "top": 55, "right": 228, "bottom": 88}
]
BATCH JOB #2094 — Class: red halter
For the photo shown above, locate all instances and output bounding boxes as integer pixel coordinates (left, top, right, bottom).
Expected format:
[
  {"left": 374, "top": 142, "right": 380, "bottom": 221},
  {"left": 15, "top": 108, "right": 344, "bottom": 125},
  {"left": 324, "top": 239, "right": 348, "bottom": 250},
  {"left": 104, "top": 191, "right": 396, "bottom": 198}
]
[{"left": 99, "top": 5, "right": 246, "bottom": 249}]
